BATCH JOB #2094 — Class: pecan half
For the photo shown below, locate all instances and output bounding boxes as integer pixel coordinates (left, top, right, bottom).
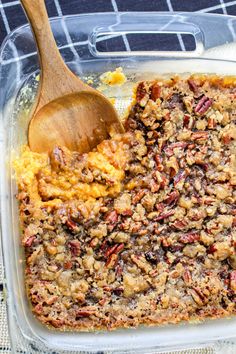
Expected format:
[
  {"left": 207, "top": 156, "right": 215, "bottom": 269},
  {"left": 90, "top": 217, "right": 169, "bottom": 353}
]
[
  {"left": 183, "top": 269, "right": 192, "bottom": 285},
  {"left": 189, "top": 287, "right": 207, "bottom": 306},
  {"left": 194, "top": 96, "right": 213, "bottom": 115},
  {"left": 188, "top": 79, "right": 199, "bottom": 95}
]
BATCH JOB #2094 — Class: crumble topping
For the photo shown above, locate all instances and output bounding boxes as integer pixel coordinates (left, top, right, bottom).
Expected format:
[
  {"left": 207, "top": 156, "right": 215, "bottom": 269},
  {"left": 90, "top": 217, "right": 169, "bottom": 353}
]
[{"left": 15, "top": 75, "right": 236, "bottom": 330}]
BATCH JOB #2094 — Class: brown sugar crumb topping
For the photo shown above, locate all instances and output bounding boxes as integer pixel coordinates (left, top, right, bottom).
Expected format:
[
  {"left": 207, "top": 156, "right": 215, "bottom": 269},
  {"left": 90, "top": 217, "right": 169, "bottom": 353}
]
[{"left": 15, "top": 75, "right": 236, "bottom": 331}]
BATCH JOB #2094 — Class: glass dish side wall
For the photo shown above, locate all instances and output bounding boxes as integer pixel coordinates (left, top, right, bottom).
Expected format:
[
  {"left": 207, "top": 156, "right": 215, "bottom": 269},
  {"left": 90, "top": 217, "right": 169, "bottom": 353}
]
[{"left": 0, "top": 12, "right": 236, "bottom": 353}]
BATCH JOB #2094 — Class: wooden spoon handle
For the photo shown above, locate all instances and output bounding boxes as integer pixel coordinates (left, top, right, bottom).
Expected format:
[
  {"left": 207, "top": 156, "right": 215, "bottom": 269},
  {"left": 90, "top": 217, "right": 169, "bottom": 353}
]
[{"left": 20, "top": 0, "right": 86, "bottom": 106}]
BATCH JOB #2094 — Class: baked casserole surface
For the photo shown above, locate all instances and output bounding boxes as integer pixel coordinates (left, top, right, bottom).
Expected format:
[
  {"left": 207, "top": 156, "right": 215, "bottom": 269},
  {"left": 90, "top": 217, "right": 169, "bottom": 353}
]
[{"left": 15, "top": 75, "right": 236, "bottom": 330}]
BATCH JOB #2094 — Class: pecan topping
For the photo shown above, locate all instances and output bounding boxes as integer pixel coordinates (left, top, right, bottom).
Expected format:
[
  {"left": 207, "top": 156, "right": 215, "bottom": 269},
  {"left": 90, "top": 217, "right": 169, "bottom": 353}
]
[{"left": 16, "top": 75, "right": 236, "bottom": 331}]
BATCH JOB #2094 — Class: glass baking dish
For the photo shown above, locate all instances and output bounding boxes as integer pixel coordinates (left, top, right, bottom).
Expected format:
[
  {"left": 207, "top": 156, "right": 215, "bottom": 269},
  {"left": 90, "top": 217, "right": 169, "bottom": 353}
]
[{"left": 0, "top": 11, "right": 236, "bottom": 353}]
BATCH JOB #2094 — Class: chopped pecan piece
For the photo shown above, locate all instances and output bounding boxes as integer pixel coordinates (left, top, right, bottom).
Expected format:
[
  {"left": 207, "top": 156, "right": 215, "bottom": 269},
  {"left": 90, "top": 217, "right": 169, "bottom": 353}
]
[
  {"left": 76, "top": 309, "right": 96, "bottom": 318},
  {"left": 172, "top": 219, "right": 188, "bottom": 230},
  {"left": 104, "top": 244, "right": 119, "bottom": 258},
  {"left": 24, "top": 235, "right": 36, "bottom": 247},
  {"left": 50, "top": 146, "right": 66, "bottom": 170},
  {"left": 105, "top": 210, "right": 118, "bottom": 230},
  {"left": 132, "top": 190, "right": 146, "bottom": 204},
  {"left": 207, "top": 244, "right": 217, "bottom": 254},
  {"left": 104, "top": 243, "right": 124, "bottom": 258},
  {"left": 105, "top": 253, "right": 118, "bottom": 268},
  {"left": 136, "top": 82, "right": 149, "bottom": 105},
  {"left": 191, "top": 131, "right": 209, "bottom": 141},
  {"left": 164, "top": 142, "right": 188, "bottom": 157},
  {"left": 208, "top": 117, "right": 216, "bottom": 129},
  {"left": 183, "top": 115, "right": 195, "bottom": 129},
  {"left": 155, "top": 154, "right": 164, "bottom": 171},
  {"left": 66, "top": 219, "right": 78, "bottom": 232},
  {"left": 68, "top": 240, "right": 81, "bottom": 256},
  {"left": 230, "top": 271, "right": 236, "bottom": 292},
  {"left": 150, "top": 82, "right": 161, "bottom": 101},
  {"left": 165, "top": 190, "right": 179, "bottom": 205},
  {"left": 179, "top": 232, "right": 200, "bottom": 244},
  {"left": 155, "top": 210, "right": 175, "bottom": 221},
  {"left": 64, "top": 261, "right": 73, "bottom": 269}
]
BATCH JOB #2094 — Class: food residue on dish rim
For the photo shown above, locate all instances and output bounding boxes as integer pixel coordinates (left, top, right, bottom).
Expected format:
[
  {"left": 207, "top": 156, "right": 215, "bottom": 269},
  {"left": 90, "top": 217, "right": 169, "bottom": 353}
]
[{"left": 99, "top": 67, "right": 127, "bottom": 86}]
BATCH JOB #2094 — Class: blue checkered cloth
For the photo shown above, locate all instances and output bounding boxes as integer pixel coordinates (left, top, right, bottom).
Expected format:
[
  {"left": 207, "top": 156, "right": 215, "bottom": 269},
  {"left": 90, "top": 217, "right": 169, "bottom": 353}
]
[{"left": 1, "top": 0, "right": 236, "bottom": 48}]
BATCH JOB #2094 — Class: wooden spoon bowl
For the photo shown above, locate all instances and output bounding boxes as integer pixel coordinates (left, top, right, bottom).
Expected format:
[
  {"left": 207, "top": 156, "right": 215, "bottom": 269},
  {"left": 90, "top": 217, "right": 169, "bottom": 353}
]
[{"left": 21, "top": 0, "right": 124, "bottom": 153}]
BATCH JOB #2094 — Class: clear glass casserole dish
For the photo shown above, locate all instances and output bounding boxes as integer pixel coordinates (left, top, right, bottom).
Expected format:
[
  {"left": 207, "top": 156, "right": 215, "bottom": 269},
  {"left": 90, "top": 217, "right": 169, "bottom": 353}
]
[{"left": 0, "top": 11, "right": 236, "bottom": 353}]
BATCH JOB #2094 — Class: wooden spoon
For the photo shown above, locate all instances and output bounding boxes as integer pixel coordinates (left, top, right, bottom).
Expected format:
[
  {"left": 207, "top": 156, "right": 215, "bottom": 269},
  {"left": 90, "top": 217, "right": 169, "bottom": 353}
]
[{"left": 20, "top": 0, "right": 124, "bottom": 153}]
